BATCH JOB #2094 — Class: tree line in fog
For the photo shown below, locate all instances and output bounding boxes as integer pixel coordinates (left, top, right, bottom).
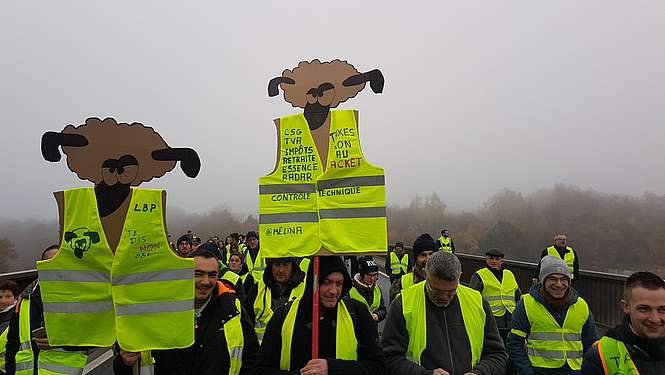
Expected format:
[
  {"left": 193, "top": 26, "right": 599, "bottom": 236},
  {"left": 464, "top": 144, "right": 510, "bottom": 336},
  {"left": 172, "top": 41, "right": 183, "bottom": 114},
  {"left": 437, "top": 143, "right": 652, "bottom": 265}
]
[{"left": 2, "top": 184, "right": 664, "bottom": 275}]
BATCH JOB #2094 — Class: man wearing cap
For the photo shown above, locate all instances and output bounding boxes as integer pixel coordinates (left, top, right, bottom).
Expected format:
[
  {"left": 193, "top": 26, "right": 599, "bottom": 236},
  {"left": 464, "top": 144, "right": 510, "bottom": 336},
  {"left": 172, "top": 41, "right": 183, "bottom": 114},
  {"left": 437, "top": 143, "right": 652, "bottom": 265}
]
[
  {"left": 350, "top": 257, "right": 386, "bottom": 325},
  {"left": 382, "top": 251, "right": 507, "bottom": 375},
  {"left": 390, "top": 234, "right": 438, "bottom": 301},
  {"left": 386, "top": 242, "right": 411, "bottom": 284},
  {"left": 257, "top": 256, "right": 385, "bottom": 375},
  {"left": 470, "top": 249, "right": 522, "bottom": 375},
  {"left": 507, "top": 256, "right": 597, "bottom": 375},
  {"left": 245, "top": 257, "right": 306, "bottom": 343},
  {"left": 535, "top": 234, "right": 579, "bottom": 284}
]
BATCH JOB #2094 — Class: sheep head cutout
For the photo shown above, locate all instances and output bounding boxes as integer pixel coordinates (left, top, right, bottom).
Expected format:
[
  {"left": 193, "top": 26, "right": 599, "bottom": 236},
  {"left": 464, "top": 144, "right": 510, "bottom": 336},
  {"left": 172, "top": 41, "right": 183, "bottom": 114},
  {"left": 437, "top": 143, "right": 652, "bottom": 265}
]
[
  {"left": 41, "top": 117, "right": 200, "bottom": 234},
  {"left": 268, "top": 59, "right": 384, "bottom": 130}
]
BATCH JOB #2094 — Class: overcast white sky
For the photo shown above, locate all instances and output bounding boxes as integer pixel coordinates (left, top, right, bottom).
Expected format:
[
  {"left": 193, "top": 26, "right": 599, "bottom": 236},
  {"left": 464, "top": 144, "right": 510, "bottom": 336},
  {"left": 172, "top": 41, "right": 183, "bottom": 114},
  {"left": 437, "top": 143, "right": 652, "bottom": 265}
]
[{"left": 1, "top": 1, "right": 664, "bottom": 220}]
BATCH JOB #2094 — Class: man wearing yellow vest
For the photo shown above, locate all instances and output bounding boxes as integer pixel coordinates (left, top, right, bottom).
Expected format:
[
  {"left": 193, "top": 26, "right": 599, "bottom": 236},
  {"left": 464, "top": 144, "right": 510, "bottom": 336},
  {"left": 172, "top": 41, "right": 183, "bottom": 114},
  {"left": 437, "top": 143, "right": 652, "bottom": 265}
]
[
  {"left": 244, "top": 257, "right": 306, "bottom": 344},
  {"left": 350, "top": 257, "right": 386, "bottom": 325},
  {"left": 436, "top": 229, "right": 455, "bottom": 254},
  {"left": 256, "top": 256, "right": 384, "bottom": 375},
  {"left": 582, "top": 271, "right": 665, "bottom": 374},
  {"left": 386, "top": 242, "right": 410, "bottom": 284},
  {"left": 244, "top": 231, "right": 266, "bottom": 284},
  {"left": 382, "top": 251, "right": 507, "bottom": 375},
  {"left": 5, "top": 245, "right": 91, "bottom": 375},
  {"left": 507, "top": 256, "right": 597, "bottom": 375},
  {"left": 114, "top": 249, "right": 259, "bottom": 375},
  {"left": 536, "top": 234, "right": 579, "bottom": 283},
  {"left": 390, "top": 234, "right": 436, "bottom": 301}
]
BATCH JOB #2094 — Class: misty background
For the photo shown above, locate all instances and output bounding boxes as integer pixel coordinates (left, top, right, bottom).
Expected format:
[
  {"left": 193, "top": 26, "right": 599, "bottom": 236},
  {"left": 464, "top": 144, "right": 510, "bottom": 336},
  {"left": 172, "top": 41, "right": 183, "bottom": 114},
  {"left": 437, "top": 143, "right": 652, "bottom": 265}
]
[{"left": 1, "top": 2, "right": 664, "bottom": 273}]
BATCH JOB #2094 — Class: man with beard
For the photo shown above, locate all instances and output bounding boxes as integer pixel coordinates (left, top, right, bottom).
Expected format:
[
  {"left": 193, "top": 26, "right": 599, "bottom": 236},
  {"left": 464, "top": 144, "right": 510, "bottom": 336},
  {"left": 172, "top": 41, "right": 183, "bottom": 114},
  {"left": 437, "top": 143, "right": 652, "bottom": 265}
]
[
  {"left": 582, "top": 271, "right": 665, "bottom": 374},
  {"left": 350, "top": 257, "right": 386, "bottom": 325},
  {"left": 244, "top": 231, "right": 265, "bottom": 284},
  {"left": 382, "top": 251, "right": 507, "bottom": 375},
  {"left": 245, "top": 257, "right": 306, "bottom": 344},
  {"left": 507, "top": 256, "right": 597, "bottom": 375},
  {"left": 390, "top": 234, "right": 436, "bottom": 301},
  {"left": 386, "top": 242, "right": 410, "bottom": 284},
  {"left": 256, "top": 256, "right": 385, "bottom": 375},
  {"left": 114, "top": 249, "right": 259, "bottom": 375},
  {"left": 176, "top": 234, "right": 193, "bottom": 257}
]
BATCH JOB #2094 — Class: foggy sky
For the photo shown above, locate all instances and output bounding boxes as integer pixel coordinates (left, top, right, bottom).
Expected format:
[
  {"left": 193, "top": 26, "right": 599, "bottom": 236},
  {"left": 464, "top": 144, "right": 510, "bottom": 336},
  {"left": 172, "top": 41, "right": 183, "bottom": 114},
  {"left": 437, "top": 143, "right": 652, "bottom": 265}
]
[{"left": 1, "top": 1, "right": 664, "bottom": 220}]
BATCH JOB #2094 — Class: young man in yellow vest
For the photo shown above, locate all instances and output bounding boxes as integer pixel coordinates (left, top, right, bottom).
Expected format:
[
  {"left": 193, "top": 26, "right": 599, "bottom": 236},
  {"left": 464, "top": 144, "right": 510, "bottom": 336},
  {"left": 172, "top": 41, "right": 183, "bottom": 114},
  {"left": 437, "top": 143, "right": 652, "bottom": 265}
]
[
  {"left": 5, "top": 245, "right": 91, "bottom": 375},
  {"left": 244, "top": 257, "right": 306, "bottom": 344},
  {"left": 386, "top": 242, "right": 410, "bottom": 284},
  {"left": 389, "top": 234, "right": 436, "bottom": 301},
  {"left": 436, "top": 229, "right": 455, "bottom": 254},
  {"left": 535, "top": 234, "right": 579, "bottom": 283},
  {"left": 350, "top": 257, "right": 386, "bottom": 325},
  {"left": 256, "top": 256, "right": 385, "bottom": 375},
  {"left": 114, "top": 249, "right": 259, "bottom": 375},
  {"left": 582, "top": 271, "right": 665, "bottom": 374},
  {"left": 382, "top": 251, "right": 507, "bottom": 375},
  {"left": 507, "top": 256, "right": 597, "bottom": 375},
  {"left": 244, "top": 231, "right": 265, "bottom": 284},
  {"left": 469, "top": 248, "right": 522, "bottom": 375}
]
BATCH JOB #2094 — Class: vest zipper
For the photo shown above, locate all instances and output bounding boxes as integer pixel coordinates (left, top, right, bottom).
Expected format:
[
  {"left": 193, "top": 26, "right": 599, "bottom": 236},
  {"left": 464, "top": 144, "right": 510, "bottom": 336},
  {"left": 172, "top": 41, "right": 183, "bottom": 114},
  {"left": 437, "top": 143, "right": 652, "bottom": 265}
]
[{"left": 443, "top": 310, "right": 455, "bottom": 374}]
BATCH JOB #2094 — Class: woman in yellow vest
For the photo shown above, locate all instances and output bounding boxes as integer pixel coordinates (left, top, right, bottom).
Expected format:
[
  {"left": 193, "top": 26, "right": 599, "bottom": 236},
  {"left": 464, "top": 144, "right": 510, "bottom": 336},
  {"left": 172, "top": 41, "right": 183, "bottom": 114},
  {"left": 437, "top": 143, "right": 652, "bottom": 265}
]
[
  {"left": 507, "top": 256, "right": 597, "bottom": 375},
  {"left": 256, "top": 256, "right": 384, "bottom": 374},
  {"left": 349, "top": 257, "right": 386, "bottom": 325}
]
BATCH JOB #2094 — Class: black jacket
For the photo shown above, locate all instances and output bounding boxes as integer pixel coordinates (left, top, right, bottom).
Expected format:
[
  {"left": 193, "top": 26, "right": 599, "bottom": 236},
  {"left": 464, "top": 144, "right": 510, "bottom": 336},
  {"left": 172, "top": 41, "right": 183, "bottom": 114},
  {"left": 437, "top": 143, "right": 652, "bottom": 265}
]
[
  {"left": 582, "top": 318, "right": 665, "bottom": 375},
  {"left": 113, "top": 282, "right": 259, "bottom": 375},
  {"left": 5, "top": 282, "right": 43, "bottom": 375},
  {"left": 256, "top": 256, "right": 385, "bottom": 375},
  {"left": 244, "top": 258, "right": 305, "bottom": 324}
]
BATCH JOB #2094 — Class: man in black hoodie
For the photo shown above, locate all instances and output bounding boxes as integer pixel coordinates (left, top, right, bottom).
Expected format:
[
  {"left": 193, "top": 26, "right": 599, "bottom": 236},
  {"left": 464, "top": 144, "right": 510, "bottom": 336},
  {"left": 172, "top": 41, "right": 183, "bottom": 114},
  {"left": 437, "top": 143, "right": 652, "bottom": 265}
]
[
  {"left": 245, "top": 257, "right": 306, "bottom": 344},
  {"left": 257, "top": 256, "right": 385, "bottom": 375},
  {"left": 582, "top": 271, "right": 665, "bottom": 374}
]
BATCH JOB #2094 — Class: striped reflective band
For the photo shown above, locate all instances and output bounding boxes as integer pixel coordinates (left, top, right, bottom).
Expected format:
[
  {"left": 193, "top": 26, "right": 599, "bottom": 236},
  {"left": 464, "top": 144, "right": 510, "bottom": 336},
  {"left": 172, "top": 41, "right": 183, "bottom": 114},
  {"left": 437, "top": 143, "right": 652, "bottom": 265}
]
[
  {"left": 259, "top": 184, "right": 316, "bottom": 194},
  {"left": 115, "top": 300, "right": 192, "bottom": 316},
  {"left": 15, "top": 362, "right": 33, "bottom": 371},
  {"left": 230, "top": 346, "right": 243, "bottom": 359},
  {"left": 529, "top": 332, "right": 582, "bottom": 341},
  {"left": 259, "top": 212, "right": 319, "bottom": 224},
  {"left": 19, "top": 341, "right": 31, "bottom": 351},
  {"left": 484, "top": 296, "right": 515, "bottom": 302},
  {"left": 43, "top": 300, "right": 113, "bottom": 313},
  {"left": 527, "top": 347, "right": 582, "bottom": 359},
  {"left": 319, "top": 207, "right": 386, "bottom": 219},
  {"left": 39, "top": 270, "right": 110, "bottom": 283},
  {"left": 112, "top": 268, "right": 193, "bottom": 286},
  {"left": 38, "top": 362, "right": 84, "bottom": 375},
  {"left": 317, "top": 176, "right": 385, "bottom": 190}
]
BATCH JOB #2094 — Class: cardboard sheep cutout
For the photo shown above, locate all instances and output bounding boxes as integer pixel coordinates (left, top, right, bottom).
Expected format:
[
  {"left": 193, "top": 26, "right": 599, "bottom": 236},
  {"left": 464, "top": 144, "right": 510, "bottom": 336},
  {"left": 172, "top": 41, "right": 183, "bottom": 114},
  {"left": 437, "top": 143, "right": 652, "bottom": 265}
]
[
  {"left": 38, "top": 117, "right": 200, "bottom": 351},
  {"left": 260, "top": 59, "right": 387, "bottom": 258}
]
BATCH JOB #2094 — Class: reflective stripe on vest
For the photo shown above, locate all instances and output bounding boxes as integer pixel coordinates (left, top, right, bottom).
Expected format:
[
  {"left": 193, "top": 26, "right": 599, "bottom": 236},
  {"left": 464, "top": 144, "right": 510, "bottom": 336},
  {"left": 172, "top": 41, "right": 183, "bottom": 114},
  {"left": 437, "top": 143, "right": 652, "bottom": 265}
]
[
  {"left": 438, "top": 236, "right": 452, "bottom": 253},
  {"left": 37, "top": 188, "right": 195, "bottom": 350},
  {"left": 523, "top": 294, "right": 589, "bottom": 370},
  {"left": 402, "top": 283, "right": 485, "bottom": 367},
  {"left": 225, "top": 299, "right": 245, "bottom": 375},
  {"left": 475, "top": 268, "right": 519, "bottom": 317},
  {"left": 596, "top": 336, "right": 640, "bottom": 375},
  {"left": 246, "top": 251, "right": 266, "bottom": 282},
  {"left": 15, "top": 299, "right": 33, "bottom": 375},
  {"left": 389, "top": 253, "right": 409, "bottom": 275},
  {"left": 546, "top": 246, "right": 576, "bottom": 279},
  {"left": 253, "top": 279, "right": 305, "bottom": 343},
  {"left": 280, "top": 297, "right": 357, "bottom": 370},
  {"left": 259, "top": 110, "right": 387, "bottom": 258},
  {"left": 349, "top": 286, "right": 382, "bottom": 313}
]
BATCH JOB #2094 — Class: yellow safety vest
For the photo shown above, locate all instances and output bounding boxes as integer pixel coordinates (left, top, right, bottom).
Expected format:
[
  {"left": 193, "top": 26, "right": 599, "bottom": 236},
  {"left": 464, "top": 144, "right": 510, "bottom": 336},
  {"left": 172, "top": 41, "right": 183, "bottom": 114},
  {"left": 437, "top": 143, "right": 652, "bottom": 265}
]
[
  {"left": 225, "top": 299, "right": 245, "bottom": 375},
  {"left": 14, "top": 298, "right": 89, "bottom": 375},
  {"left": 37, "top": 188, "right": 195, "bottom": 351},
  {"left": 546, "top": 246, "right": 576, "bottom": 279},
  {"left": 253, "top": 279, "right": 305, "bottom": 343},
  {"left": 259, "top": 110, "right": 387, "bottom": 258},
  {"left": 298, "top": 258, "right": 310, "bottom": 274},
  {"left": 401, "top": 283, "right": 485, "bottom": 367},
  {"left": 521, "top": 294, "right": 588, "bottom": 370},
  {"left": 389, "top": 252, "right": 409, "bottom": 275},
  {"left": 246, "top": 251, "right": 266, "bottom": 283},
  {"left": 595, "top": 336, "right": 640, "bottom": 375},
  {"left": 221, "top": 270, "right": 241, "bottom": 286},
  {"left": 401, "top": 272, "right": 422, "bottom": 290},
  {"left": 0, "top": 320, "right": 10, "bottom": 372},
  {"left": 438, "top": 236, "right": 453, "bottom": 253},
  {"left": 349, "top": 286, "right": 382, "bottom": 313},
  {"left": 139, "top": 351, "right": 154, "bottom": 375},
  {"left": 475, "top": 268, "right": 519, "bottom": 317},
  {"left": 280, "top": 297, "right": 357, "bottom": 370}
]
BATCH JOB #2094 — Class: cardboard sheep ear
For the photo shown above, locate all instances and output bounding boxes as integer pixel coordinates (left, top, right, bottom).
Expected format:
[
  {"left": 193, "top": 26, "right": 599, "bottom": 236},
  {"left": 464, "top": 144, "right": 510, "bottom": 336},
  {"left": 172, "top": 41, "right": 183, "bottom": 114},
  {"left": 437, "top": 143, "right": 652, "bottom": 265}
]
[
  {"left": 41, "top": 117, "right": 201, "bottom": 248},
  {"left": 267, "top": 59, "right": 384, "bottom": 130}
]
